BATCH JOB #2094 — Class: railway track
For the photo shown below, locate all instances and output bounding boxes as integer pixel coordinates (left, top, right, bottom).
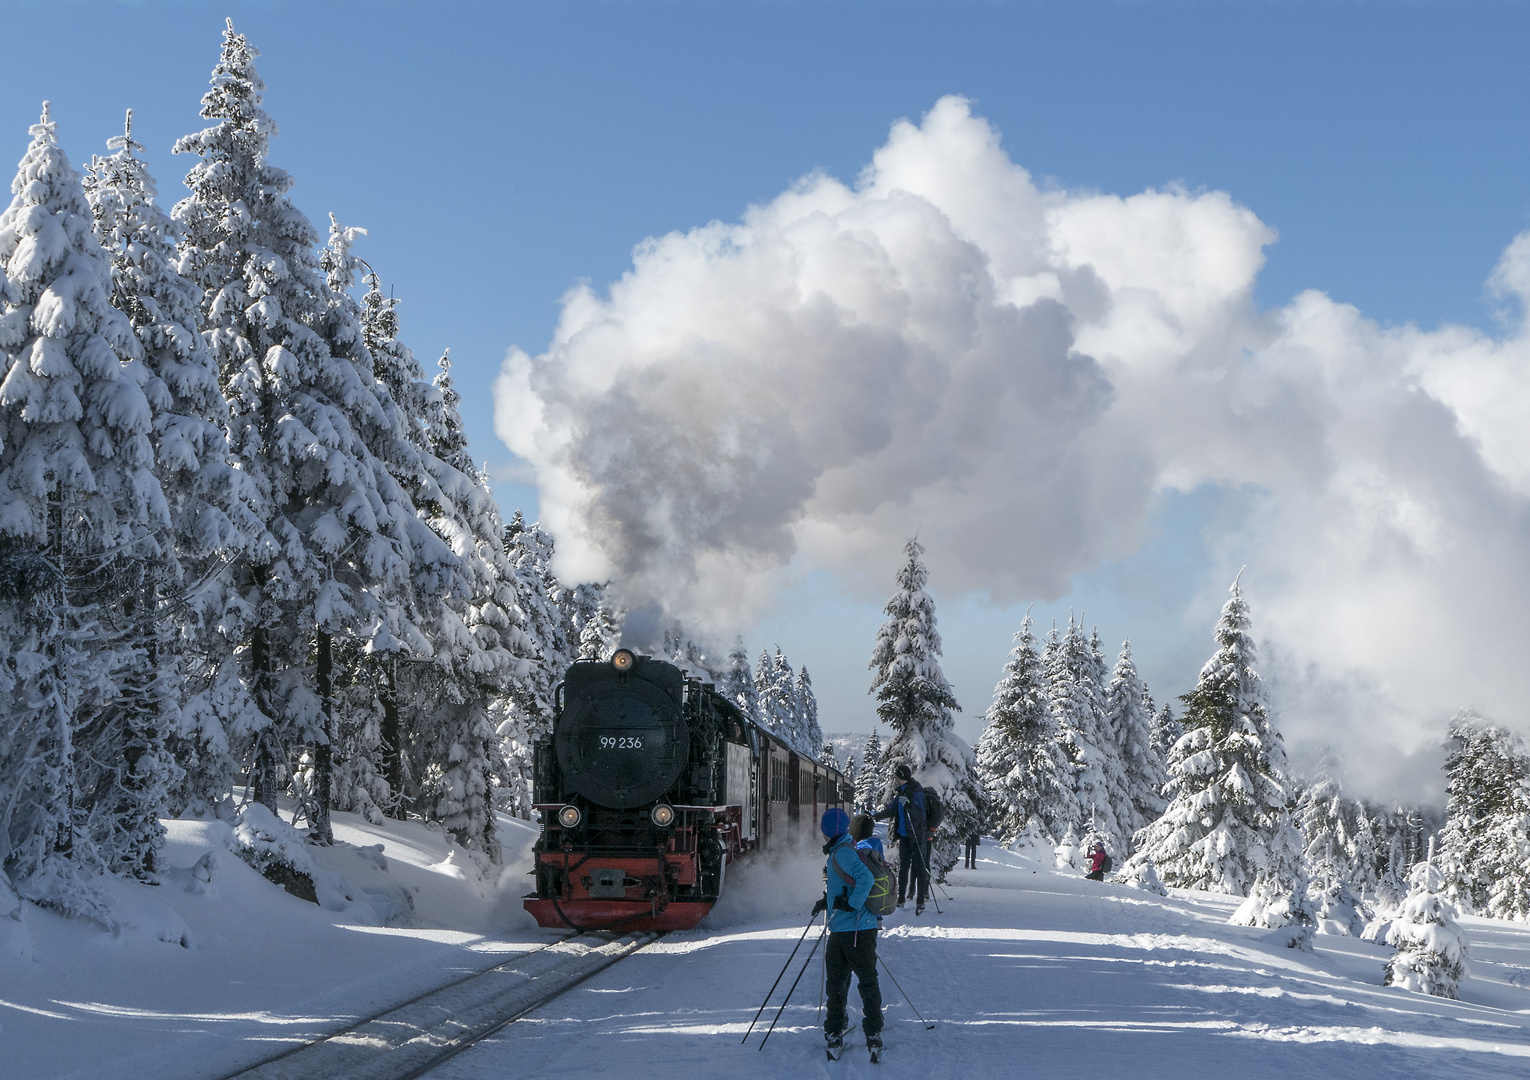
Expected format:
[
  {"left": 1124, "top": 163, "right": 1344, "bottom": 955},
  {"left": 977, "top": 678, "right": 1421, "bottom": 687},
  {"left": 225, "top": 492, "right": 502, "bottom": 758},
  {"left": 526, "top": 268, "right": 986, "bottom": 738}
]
[{"left": 216, "top": 930, "right": 659, "bottom": 1080}]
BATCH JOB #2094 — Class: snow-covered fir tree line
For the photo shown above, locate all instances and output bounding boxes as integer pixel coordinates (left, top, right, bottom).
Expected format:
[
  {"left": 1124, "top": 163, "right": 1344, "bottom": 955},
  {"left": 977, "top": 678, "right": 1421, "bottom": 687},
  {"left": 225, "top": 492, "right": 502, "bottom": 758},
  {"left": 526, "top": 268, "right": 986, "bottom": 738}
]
[
  {"left": 0, "top": 22, "right": 624, "bottom": 916},
  {"left": 968, "top": 571, "right": 1463, "bottom": 909},
  {"left": 975, "top": 610, "right": 1173, "bottom": 864},
  {"left": 709, "top": 631, "right": 823, "bottom": 758}
]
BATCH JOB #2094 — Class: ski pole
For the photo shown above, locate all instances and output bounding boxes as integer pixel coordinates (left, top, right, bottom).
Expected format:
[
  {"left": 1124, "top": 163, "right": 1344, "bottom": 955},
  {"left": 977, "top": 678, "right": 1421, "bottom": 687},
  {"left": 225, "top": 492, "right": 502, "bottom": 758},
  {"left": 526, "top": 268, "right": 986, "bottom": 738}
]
[
  {"left": 817, "top": 899, "right": 828, "bottom": 1021},
  {"left": 924, "top": 853, "right": 954, "bottom": 901},
  {"left": 877, "top": 953, "right": 936, "bottom": 1030},
  {"left": 741, "top": 909, "right": 820, "bottom": 1044},
  {"left": 758, "top": 926, "right": 826, "bottom": 1050},
  {"left": 916, "top": 840, "right": 943, "bottom": 915}
]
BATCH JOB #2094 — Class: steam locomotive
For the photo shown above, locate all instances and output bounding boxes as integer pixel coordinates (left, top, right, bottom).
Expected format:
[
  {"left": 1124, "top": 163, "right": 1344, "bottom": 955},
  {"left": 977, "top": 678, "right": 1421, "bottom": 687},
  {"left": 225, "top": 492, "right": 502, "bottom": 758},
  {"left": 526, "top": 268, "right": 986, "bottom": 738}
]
[{"left": 523, "top": 649, "right": 851, "bottom": 931}]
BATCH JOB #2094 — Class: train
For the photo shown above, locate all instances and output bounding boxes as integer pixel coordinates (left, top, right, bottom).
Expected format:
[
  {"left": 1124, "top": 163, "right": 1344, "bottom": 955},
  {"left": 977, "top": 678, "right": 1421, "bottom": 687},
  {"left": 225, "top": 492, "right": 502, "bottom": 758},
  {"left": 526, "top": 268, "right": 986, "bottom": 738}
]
[{"left": 523, "top": 649, "right": 851, "bottom": 931}]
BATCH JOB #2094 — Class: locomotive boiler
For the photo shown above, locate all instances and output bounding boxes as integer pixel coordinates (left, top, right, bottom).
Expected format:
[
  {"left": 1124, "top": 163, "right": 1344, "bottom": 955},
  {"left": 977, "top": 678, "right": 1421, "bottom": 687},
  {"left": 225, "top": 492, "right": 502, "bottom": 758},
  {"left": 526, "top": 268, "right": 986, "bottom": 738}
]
[{"left": 523, "top": 649, "right": 849, "bottom": 931}]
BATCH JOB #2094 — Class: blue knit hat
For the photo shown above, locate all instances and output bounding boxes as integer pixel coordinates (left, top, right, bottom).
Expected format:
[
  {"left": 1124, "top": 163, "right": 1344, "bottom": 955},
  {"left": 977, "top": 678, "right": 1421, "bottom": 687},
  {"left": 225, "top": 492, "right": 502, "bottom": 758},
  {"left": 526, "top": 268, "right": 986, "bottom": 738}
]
[{"left": 821, "top": 807, "right": 850, "bottom": 838}]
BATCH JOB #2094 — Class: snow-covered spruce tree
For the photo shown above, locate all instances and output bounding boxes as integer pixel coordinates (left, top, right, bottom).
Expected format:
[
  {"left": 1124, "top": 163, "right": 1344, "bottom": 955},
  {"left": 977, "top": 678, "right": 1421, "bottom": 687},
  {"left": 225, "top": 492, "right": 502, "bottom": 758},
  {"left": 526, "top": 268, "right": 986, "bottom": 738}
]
[
  {"left": 1046, "top": 618, "right": 1127, "bottom": 855},
  {"left": 1438, "top": 709, "right": 1528, "bottom": 914},
  {"left": 721, "top": 636, "right": 759, "bottom": 723},
  {"left": 820, "top": 740, "right": 839, "bottom": 772},
  {"left": 1294, "top": 776, "right": 1337, "bottom": 859},
  {"left": 1149, "top": 702, "right": 1182, "bottom": 771},
  {"left": 503, "top": 511, "right": 574, "bottom": 750},
  {"left": 84, "top": 110, "right": 261, "bottom": 830},
  {"left": 1311, "top": 868, "right": 1367, "bottom": 937},
  {"left": 856, "top": 731, "right": 882, "bottom": 812},
  {"left": 974, "top": 617, "right": 1072, "bottom": 846},
  {"left": 760, "top": 647, "right": 806, "bottom": 752},
  {"left": 797, "top": 666, "right": 822, "bottom": 759},
  {"left": 311, "top": 219, "right": 441, "bottom": 831},
  {"left": 1375, "top": 832, "right": 1409, "bottom": 911},
  {"left": 174, "top": 23, "right": 418, "bottom": 832},
  {"left": 1480, "top": 782, "right": 1530, "bottom": 923},
  {"left": 1090, "top": 627, "right": 1138, "bottom": 843},
  {"left": 1232, "top": 863, "right": 1317, "bottom": 948},
  {"left": 1127, "top": 575, "right": 1301, "bottom": 896},
  {"left": 1347, "top": 807, "right": 1382, "bottom": 897},
  {"left": 1106, "top": 639, "right": 1164, "bottom": 838},
  {"left": 569, "top": 581, "right": 620, "bottom": 661},
  {"left": 405, "top": 344, "right": 533, "bottom": 837},
  {"left": 754, "top": 647, "right": 786, "bottom": 740},
  {"left": 868, "top": 538, "right": 984, "bottom": 875},
  {"left": 1385, "top": 860, "right": 1469, "bottom": 999},
  {"left": 0, "top": 104, "right": 166, "bottom": 912},
  {"left": 350, "top": 281, "right": 432, "bottom": 817}
]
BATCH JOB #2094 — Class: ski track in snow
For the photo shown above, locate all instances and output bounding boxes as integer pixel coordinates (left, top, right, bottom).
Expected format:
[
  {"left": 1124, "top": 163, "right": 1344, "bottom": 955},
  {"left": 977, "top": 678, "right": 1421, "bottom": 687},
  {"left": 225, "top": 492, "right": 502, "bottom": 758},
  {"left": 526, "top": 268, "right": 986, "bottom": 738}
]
[{"left": 7, "top": 827, "right": 1530, "bottom": 1078}]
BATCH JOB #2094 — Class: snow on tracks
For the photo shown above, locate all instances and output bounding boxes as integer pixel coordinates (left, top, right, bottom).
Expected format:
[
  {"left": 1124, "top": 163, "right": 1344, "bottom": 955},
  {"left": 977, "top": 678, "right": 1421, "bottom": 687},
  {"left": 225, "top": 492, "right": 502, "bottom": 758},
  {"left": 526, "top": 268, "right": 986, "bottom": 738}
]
[{"left": 218, "top": 932, "right": 657, "bottom": 1080}]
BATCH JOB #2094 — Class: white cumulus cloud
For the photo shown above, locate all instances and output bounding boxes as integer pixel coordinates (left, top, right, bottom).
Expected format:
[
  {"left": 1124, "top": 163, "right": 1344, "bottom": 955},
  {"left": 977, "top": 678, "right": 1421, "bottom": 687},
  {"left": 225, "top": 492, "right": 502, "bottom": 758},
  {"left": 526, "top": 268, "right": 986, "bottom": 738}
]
[{"left": 496, "top": 95, "right": 1530, "bottom": 768}]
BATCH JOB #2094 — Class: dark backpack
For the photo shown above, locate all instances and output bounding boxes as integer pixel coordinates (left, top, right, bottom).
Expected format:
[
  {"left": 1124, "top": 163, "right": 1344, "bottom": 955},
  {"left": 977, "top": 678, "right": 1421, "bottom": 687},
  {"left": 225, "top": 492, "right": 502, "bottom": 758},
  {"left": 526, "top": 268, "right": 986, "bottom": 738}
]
[
  {"left": 831, "top": 845, "right": 897, "bottom": 918},
  {"left": 1102, "top": 853, "right": 1114, "bottom": 873},
  {"left": 923, "top": 788, "right": 944, "bottom": 830}
]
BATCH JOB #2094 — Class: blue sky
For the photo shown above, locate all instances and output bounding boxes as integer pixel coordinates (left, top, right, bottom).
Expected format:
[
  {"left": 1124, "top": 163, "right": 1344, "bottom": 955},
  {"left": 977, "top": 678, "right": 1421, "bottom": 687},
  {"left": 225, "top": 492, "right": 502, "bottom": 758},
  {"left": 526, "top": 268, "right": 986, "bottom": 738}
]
[{"left": 4, "top": 2, "right": 1528, "bottom": 797}]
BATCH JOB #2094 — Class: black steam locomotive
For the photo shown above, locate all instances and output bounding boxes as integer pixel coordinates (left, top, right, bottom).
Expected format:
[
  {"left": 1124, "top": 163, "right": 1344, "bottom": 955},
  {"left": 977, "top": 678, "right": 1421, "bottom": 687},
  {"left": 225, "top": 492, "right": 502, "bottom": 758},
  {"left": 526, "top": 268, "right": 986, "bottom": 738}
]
[{"left": 523, "top": 649, "right": 850, "bottom": 931}]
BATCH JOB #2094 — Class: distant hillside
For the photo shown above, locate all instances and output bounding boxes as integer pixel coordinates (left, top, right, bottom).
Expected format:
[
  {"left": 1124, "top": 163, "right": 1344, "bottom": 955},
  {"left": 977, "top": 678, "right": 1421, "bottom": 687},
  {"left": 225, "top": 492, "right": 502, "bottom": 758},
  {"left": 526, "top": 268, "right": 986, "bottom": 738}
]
[{"left": 822, "top": 731, "right": 874, "bottom": 768}]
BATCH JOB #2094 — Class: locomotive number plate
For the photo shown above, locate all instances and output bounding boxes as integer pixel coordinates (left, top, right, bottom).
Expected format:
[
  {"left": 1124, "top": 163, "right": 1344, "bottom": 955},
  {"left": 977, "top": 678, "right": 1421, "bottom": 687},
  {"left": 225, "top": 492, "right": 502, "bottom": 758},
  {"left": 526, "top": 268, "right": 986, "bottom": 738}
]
[{"left": 599, "top": 736, "right": 645, "bottom": 750}]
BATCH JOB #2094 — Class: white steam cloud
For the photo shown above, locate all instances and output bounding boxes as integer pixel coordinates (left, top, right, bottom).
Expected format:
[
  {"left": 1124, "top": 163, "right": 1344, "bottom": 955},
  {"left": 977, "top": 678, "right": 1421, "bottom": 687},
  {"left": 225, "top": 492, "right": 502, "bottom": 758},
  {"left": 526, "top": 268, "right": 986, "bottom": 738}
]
[{"left": 497, "top": 96, "right": 1530, "bottom": 765}]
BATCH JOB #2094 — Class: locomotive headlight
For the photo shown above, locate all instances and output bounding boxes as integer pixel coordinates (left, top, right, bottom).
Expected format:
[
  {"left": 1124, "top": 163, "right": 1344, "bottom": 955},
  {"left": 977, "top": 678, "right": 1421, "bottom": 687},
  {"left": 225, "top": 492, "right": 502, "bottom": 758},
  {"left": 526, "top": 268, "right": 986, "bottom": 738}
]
[
  {"left": 612, "top": 648, "right": 635, "bottom": 672},
  {"left": 558, "top": 804, "right": 582, "bottom": 829},
  {"left": 650, "top": 803, "right": 675, "bottom": 828}
]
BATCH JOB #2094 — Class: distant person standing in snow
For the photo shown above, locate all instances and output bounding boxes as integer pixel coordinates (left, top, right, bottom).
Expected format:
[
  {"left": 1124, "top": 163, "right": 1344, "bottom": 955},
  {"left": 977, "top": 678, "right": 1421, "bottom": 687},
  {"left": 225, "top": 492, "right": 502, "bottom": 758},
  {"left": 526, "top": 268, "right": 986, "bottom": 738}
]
[
  {"left": 964, "top": 829, "right": 980, "bottom": 869},
  {"left": 1085, "top": 841, "right": 1108, "bottom": 881},
  {"left": 812, "top": 808, "right": 884, "bottom": 1058},
  {"left": 873, "top": 764, "right": 930, "bottom": 913}
]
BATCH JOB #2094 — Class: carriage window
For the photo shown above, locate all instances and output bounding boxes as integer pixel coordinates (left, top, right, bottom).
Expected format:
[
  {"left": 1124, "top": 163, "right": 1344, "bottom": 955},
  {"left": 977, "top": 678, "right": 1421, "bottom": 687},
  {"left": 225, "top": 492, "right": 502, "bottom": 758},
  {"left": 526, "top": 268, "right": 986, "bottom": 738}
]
[{"left": 770, "top": 758, "right": 789, "bottom": 802}]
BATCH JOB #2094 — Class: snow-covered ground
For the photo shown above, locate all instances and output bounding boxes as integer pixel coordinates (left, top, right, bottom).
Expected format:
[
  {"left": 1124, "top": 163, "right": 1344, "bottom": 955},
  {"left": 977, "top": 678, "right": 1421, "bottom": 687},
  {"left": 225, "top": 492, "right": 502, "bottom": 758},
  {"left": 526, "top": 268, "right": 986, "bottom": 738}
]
[
  {"left": 435, "top": 842, "right": 1530, "bottom": 1079},
  {"left": 0, "top": 810, "right": 558, "bottom": 1080},
  {"left": 7, "top": 822, "right": 1530, "bottom": 1080}
]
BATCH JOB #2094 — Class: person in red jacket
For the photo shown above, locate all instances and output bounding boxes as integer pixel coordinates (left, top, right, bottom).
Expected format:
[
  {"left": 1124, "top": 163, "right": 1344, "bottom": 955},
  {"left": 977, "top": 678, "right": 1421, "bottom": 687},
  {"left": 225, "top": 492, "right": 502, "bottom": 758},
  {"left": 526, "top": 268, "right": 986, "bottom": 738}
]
[{"left": 1085, "top": 841, "right": 1108, "bottom": 881}]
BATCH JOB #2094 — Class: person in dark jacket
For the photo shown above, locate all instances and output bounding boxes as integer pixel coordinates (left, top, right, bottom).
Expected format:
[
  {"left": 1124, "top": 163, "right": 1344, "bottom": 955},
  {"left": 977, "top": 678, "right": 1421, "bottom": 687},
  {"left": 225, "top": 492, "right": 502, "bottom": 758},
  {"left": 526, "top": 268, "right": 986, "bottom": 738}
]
[
  {"left": 963, "top": 830, "right": 980, "bottom": 869},
  {"left": 812, "top": 807, "right": 883, "bottom": 1056},
  {"left": 1085, "top": 841, "right": 1108, "bottom": 881},
  {"left": 872, "top": 764, "right": 930, "bottom": 913}
]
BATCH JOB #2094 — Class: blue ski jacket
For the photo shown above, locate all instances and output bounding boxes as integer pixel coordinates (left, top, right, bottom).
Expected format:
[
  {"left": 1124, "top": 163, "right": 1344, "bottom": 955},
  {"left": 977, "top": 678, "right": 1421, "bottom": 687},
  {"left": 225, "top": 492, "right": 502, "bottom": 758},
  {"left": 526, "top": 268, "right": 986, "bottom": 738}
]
[
  {"left": 857, "top": 836, "right": 886, "bottom": 860},
  {"left": 874, "top": 781, "right": 926, "bottom": 839},
  {"left": 825, "top": 834, "right": 879, "bottom": 932}
]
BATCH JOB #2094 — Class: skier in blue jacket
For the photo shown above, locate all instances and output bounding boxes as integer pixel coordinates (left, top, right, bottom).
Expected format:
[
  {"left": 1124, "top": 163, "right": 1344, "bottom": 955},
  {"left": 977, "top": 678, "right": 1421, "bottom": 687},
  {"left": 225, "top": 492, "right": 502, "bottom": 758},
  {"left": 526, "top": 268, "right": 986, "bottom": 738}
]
[{"left": 811, "top": 807, "right": 884, "bottom": 1057}]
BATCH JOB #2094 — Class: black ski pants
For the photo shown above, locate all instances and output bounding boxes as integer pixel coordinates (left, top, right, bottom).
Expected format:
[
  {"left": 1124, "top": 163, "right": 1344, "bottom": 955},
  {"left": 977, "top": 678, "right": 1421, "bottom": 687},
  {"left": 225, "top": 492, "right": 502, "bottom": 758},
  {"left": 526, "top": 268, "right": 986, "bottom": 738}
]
[
  {"left": 824, "top": 928, "right": 883, "bottom": 1038},
  {"left": 896, "top": 834, "right": 929, "bottom": 905}
]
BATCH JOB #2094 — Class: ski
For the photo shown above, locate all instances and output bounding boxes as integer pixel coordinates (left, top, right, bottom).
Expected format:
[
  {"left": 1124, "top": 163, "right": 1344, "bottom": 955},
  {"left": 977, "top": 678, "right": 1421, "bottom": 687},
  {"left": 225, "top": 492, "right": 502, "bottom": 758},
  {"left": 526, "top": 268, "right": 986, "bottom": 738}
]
[
  {"left": 868, "top": 1036, "right": 883, "bottom": 1063},
  {"left": 826, "top": 1032, "right": 845, "bottom": 1061}
]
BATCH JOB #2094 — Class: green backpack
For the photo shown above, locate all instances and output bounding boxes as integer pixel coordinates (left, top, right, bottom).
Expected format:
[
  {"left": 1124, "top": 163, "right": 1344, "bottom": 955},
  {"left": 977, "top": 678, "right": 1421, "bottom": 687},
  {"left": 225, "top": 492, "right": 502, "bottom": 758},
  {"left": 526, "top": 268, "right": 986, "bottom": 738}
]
[{"left": 831, "top": 846, "right": 897, "bottom": 918}]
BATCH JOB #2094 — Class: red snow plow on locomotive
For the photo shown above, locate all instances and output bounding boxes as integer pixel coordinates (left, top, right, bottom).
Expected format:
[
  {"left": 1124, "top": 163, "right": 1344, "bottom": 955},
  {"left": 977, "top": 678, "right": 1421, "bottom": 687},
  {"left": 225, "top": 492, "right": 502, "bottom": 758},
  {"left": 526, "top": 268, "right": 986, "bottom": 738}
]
[{"left": 524, "top": 650, "right": 850, "bottom": 931}]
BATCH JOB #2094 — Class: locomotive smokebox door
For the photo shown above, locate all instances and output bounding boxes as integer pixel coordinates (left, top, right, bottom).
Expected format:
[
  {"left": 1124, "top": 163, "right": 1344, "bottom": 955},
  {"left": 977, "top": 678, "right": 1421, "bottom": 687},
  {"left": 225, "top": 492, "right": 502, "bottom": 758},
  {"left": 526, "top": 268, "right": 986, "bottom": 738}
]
[{"left": 556, "top": 655, "right": 690, "bottom": 809}]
